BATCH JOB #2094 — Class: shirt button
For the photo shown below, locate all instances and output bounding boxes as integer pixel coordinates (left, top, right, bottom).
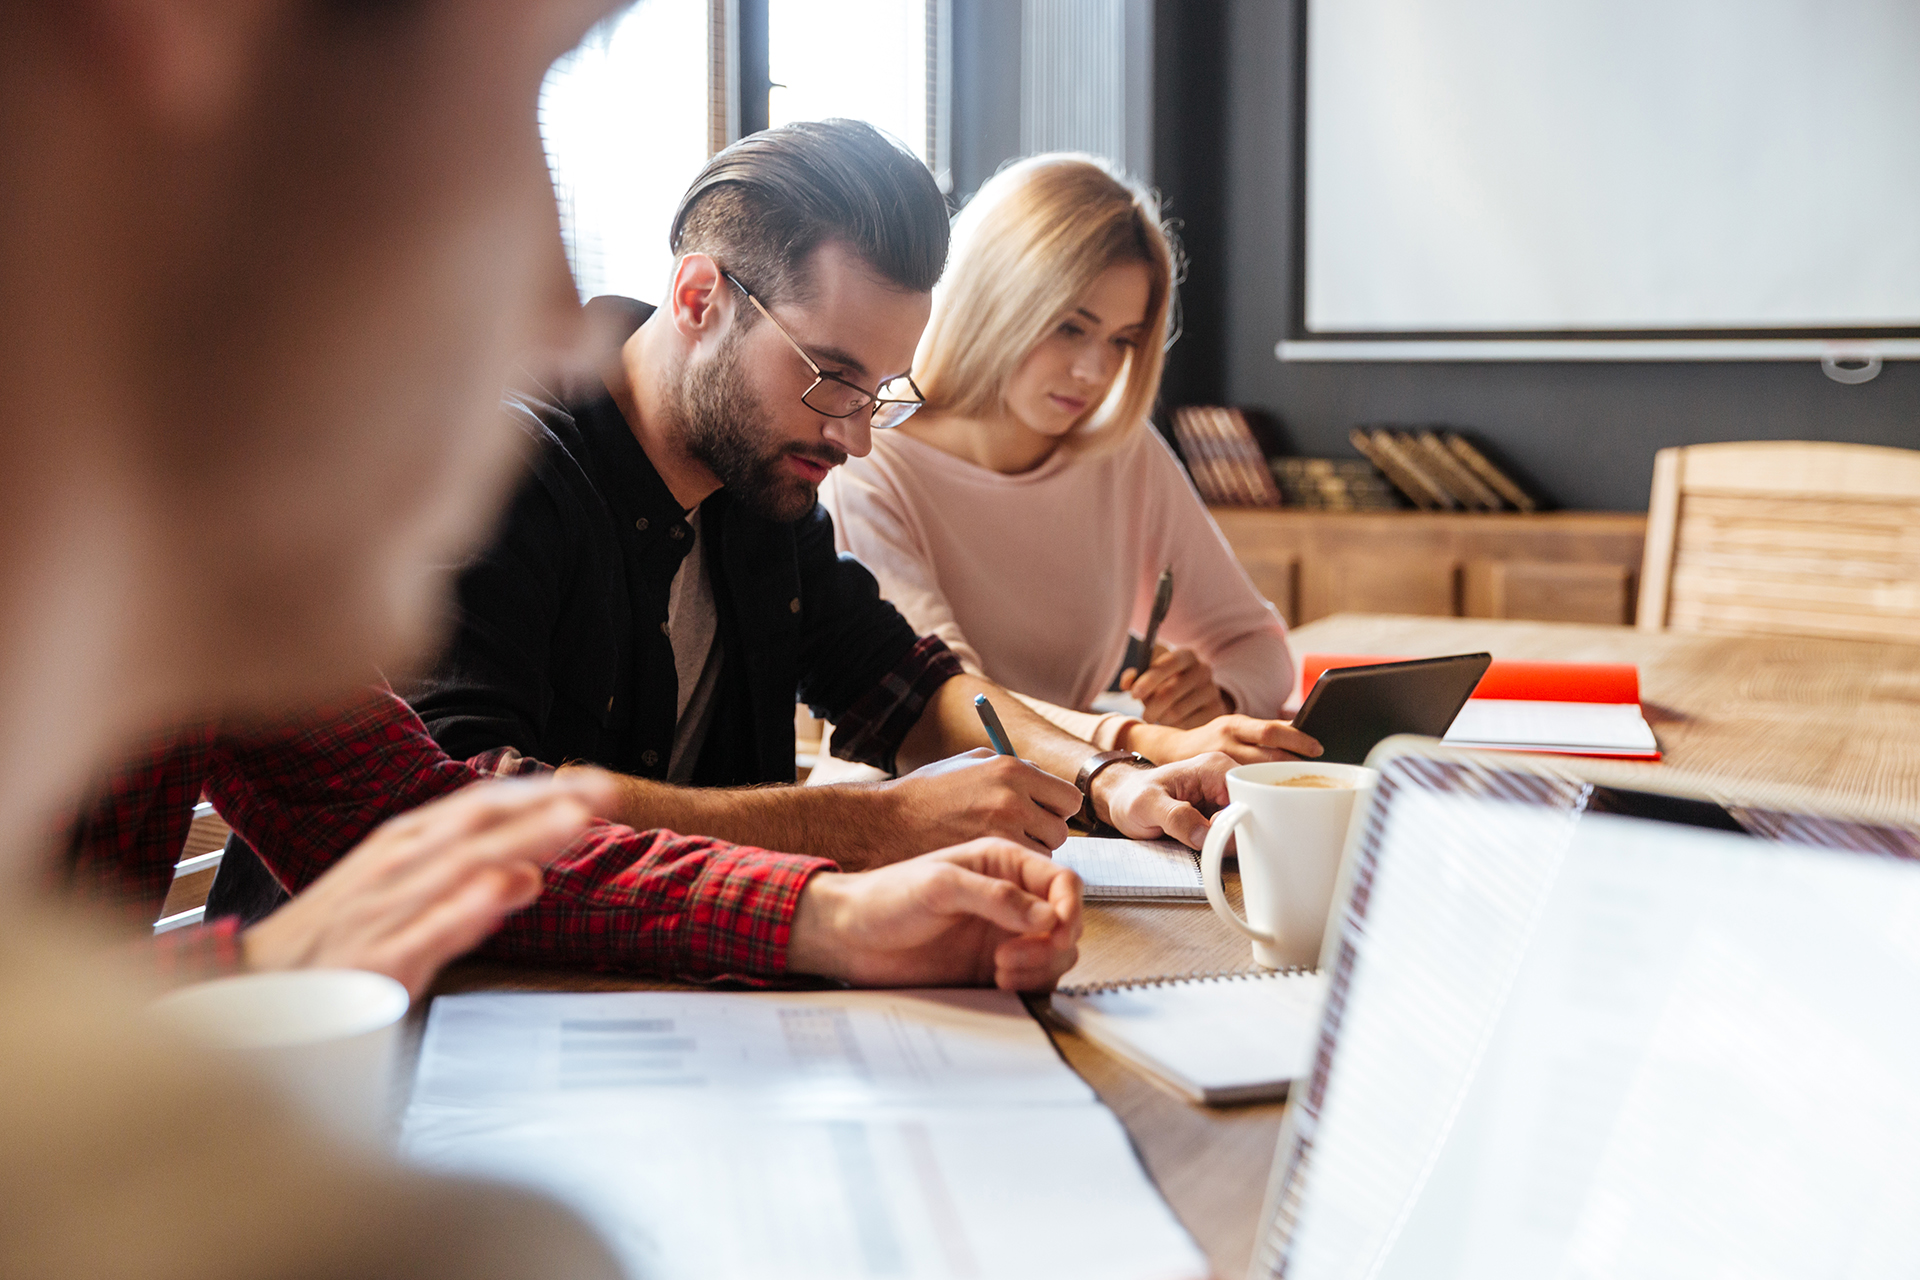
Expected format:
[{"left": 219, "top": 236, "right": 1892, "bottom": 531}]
[
  {"left": 659, "top": 620, "right": 670, "bottom": 636},
  {"left": 634, "top": 517, "right": 648, "bottom": 532},
  {"left": 789, "top": 597, "right": 801, "bottom": 614},
  {"left": 669, "top": 524, "right": 686, "bottom": 540},
  {"left": 641, "top": 749, "right": 660, "bottom": 768}
]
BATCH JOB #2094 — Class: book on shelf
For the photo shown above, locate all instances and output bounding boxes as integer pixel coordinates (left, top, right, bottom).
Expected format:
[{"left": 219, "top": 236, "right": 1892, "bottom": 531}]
[
  {"left": 1268, "top": 457, "right": 1403, "bottom": 511},
  {"left": 1349, "top": 427, "right": 1453, "bottom": 510},
  {"left": 1171, "top": 406, "right": 1282, "bottom": 507},
  {"left": 1348, "top": 426, "right": 1545, "bottom": 513},
  {"left": 1407, "top": 430, "right": 1504, "bottom": 510},
  {"left": 1443, "top": 431, "right": 1540, "bottom": 511}
]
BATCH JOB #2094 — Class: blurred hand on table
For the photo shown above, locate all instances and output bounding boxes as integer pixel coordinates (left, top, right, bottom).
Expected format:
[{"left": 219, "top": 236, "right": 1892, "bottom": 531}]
[{"left": 242, "top": 771, "right": 618, "bottom": 999}]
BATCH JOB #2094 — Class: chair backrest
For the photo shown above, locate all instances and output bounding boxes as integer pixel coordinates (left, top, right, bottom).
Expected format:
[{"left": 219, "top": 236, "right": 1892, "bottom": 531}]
[{"left": 1636, "top": 440, "right": 1920, "bottom": 642}]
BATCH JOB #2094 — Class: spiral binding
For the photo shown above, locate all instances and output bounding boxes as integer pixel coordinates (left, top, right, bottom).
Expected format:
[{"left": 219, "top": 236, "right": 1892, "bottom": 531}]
[{"left": 1056, "top": 963, "right": 1316, "bottom": 998}]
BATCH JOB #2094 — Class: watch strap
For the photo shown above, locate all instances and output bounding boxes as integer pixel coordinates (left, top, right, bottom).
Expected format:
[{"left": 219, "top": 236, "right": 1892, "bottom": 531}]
[{"left": 1074, "top": 748, "right": 1153, "bottom": 799}]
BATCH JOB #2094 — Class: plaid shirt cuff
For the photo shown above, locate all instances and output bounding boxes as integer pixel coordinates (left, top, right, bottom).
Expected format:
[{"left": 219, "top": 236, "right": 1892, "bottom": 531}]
[
  {"left": 150, "top": 915, "right": 245, "bottom": 985},
  {"left": 477, "top": 823, "right": 835, "bottom": 985},
  {"left": 828, "top": 635, "right": 964, "bottom": 775}
]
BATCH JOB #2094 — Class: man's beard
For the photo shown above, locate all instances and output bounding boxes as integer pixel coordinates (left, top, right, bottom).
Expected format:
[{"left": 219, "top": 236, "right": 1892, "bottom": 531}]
[{"left": 681, "top": 333, "right": 846, "bottom": 523}]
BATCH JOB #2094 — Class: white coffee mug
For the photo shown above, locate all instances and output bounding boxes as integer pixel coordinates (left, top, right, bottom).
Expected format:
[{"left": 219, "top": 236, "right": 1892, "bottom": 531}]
[
  {"left": 1201, "top": 761, "right": 1379, "bottom": 970},
  {"left": 151, "top": 968, "right": 410, "bottom": 1147}
]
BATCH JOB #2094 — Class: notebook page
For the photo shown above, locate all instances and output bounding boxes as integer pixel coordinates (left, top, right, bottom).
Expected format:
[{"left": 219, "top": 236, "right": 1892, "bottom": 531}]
[
  {"left": 403, "top": 989, "right": 1207, "bottom": 1280},
  {"left": 1053, "top": 972, "right": 1328, "bottom": 1100},
  {"left": 1445, "top": 698, "right": 1657, "bottom": 753},
  {"left": 1054, "top": 836, "right": 1204, "bottom": 899}
]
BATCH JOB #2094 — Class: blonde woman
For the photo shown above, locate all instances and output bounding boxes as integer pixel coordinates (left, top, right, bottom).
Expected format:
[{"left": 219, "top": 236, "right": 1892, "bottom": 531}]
[{"left": 817, "top": 154, "right": 1319, "bottom": 769}]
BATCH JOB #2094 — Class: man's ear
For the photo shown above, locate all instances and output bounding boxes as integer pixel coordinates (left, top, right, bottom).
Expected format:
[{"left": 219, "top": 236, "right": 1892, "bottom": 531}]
[
  {"left": 667, "top": 253, "right": 735, "bottom": 342},
  {"left": 66, "top": 0, "right": 287, "bottom": 130}
]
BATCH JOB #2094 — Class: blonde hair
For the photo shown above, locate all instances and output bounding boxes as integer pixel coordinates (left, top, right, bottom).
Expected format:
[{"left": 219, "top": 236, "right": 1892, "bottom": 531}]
[{"left": 914, "top": 154, "right": 1177, "bottom": 455}]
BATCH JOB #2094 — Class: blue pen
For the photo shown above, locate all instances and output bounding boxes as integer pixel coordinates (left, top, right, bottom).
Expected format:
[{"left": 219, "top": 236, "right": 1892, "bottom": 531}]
[{"left": 973, "top": 693, "right": 1016, "bottom": 755}]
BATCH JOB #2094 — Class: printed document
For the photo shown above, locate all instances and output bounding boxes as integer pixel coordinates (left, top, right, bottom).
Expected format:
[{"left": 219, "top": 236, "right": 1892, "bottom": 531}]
[{"left": 403, "top": 988, "right": 1206, "bottom": 1280}]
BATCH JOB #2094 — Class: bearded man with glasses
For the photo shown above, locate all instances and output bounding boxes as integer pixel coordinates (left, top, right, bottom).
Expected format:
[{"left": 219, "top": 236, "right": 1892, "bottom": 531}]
[{"left": 400, "top": 120, "right": 1243, "bottom": 872}]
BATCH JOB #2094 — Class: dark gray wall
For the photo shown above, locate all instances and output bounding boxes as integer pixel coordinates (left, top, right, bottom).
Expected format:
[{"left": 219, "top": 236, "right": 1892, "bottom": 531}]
[
  {"left": 949, "top": 1, "right": 1916, "bottom": 512},
  {"left": 1217, "top": 0, "right": 1918, "bottom": 512},
  {"left": 1152, "top": 0, "right": 1229, "bottom": 413}
]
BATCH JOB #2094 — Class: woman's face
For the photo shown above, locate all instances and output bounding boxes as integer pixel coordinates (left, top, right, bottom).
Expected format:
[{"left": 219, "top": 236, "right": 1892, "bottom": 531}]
[{"left": 1002, "top": 260, "right": 1152, "bottom": 439}]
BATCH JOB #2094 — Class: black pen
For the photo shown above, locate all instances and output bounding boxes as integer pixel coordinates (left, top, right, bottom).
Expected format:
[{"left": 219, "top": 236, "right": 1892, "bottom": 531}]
[
  {"left": 973, "top": 693, "right": 1016, "bottom": 755},
  {"left": 1139, "top": 568, "right": 1174, "bottom": 665}
]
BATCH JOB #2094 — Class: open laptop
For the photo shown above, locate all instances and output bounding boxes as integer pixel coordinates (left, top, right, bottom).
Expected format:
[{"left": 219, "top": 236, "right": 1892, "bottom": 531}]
[{"left": 1249, "top": 738, "right": 1920, "bottom": 1280}]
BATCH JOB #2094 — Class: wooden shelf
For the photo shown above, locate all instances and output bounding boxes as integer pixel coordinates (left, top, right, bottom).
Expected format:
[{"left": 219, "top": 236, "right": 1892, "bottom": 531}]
[{"left": 1209, "top": 507, "right": 1648, "bottom": 627}]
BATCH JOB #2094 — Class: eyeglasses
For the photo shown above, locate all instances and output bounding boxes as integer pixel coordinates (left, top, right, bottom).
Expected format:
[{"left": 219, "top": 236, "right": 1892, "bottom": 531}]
[{"left": 722, "top": 271, "right": 924, "bottom": 429}]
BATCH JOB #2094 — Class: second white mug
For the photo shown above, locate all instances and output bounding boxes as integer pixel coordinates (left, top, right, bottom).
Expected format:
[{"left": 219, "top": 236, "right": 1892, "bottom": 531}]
[
  {"left": 150, "top": 968, "right": 411, "bottom": 1148},
  {"left": 1200, "top": 761, "right": 1379, "bottom": 970}
]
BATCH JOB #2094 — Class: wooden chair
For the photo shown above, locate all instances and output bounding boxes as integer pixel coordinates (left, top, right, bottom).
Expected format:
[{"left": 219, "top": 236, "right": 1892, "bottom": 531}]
[{"left": 1636, "top": 441, "right": 1920, "bottom": 643}]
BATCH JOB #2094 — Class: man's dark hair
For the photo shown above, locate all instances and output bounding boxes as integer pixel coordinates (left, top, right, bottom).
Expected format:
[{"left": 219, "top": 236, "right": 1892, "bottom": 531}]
[{"left": 669, "top": 119, "right": 949, "bottom": 309}]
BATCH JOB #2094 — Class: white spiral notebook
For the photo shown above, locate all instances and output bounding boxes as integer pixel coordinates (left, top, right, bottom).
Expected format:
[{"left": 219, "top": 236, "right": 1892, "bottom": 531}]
[
  {"left": 1051, "top": 836, "right": 1206, "bottom": 901},
  {"left": 1048, "top": 968, "right": 1328, "bottom": 1104}
]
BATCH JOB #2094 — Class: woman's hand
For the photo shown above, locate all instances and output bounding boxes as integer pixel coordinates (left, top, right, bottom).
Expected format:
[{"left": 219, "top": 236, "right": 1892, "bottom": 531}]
[
  {"left": 1118, "top": 713, "right": 1322, "bottom": 767},
  {"left": 1121, "top": 645, "right": 1231, "bottom": 728}
]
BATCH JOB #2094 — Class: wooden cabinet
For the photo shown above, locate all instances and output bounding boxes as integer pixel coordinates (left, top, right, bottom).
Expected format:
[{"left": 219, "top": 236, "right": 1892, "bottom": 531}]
[{"left": 1209, "top": 508, "right": 1648, "bottom": 627}]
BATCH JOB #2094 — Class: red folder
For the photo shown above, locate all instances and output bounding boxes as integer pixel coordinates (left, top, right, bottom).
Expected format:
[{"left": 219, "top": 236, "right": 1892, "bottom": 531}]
[
  {"left": 1302, "top": 655, "right": 1641, "bottom": 704},
  {"left": 1299, "top": 654, "right": 1659, "bottom": 761}
]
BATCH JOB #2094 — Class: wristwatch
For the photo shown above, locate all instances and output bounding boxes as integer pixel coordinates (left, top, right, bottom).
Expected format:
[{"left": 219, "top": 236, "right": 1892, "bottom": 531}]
[{"left": 1074, "top": 748, "right": 1155, "bottom": 803}]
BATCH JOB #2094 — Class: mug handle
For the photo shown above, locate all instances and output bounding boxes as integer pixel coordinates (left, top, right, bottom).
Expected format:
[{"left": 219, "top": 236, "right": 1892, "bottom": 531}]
[{"left": 1201, "top": 802, "right": 1280, "bottom": 945}]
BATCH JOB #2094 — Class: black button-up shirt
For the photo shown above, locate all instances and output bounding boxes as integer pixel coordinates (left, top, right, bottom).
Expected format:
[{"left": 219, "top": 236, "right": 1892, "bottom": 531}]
[{"left": 406, "top": 298, "right": 960, "bottom": 786}]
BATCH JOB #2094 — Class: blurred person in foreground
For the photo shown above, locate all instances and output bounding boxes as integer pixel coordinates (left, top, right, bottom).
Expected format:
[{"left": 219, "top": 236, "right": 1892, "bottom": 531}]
[{"left": 0, "top": 1, "right": 1069, "bottom": 1275}]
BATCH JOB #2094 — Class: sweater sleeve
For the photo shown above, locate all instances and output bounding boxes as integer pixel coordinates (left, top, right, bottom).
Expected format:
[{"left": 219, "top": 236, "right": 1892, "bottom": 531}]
[
  {"left": 1009, "top": 694, "right": 1137, "bottom": 751},
  {"left": 819, "top": 462, "right": 1139, "bottom": 756},
  {"left": 1137, "top": 429, "right": 1296, "bottom": 718}
]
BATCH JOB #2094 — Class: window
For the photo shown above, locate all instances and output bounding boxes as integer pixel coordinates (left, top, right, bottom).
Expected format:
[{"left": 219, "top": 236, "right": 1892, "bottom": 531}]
[
  {"left": 539, "top": 0, "right": 951, "bottom": 306},
  {"left": 540, "top": 1, "right": 714, "bottom": 303},
  {"left": 767, "top": 0, "right": 950, "bottom": 189}
]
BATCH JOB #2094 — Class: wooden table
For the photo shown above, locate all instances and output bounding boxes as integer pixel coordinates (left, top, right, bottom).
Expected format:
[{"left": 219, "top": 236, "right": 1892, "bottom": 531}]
[
  {"left": 1290, "top": 613, "right": 1920, "bottom": 816},
  {"left": 428, "top": 613, "right": 1920, "bottom": 1280}
]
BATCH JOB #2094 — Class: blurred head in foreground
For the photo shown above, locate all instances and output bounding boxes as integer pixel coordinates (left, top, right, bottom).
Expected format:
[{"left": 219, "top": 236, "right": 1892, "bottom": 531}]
[
  {"left": 0, "top": 3, "right": 635, "bottom": 1276},
  {"left": 0, "top": 0, "right": 613, "bottom": 859}
]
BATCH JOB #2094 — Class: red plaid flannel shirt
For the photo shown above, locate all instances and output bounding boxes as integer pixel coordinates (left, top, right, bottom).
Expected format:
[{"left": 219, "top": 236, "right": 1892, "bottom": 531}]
[
  {"left": 71, "top": 692, "right": 839, "bottom": 984},
  {"left": 73, "top": 634, "right": 960, "bottom": 982}
]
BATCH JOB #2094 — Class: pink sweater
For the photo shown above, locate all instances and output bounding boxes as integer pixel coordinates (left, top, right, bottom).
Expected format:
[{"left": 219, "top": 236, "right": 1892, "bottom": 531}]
[{"left": 819, "top": 425, "right": 1294, "bottom": 741}]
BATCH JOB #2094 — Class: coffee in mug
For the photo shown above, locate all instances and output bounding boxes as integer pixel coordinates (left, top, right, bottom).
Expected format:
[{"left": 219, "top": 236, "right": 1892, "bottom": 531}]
[{"left": 1200, "top": 761, "right": 1379, "bottom": 969}]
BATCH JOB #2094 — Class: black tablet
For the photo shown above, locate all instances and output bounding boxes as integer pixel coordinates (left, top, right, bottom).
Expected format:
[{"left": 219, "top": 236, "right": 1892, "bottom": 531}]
[{"left": 1292, "top": 653, "right": 1493, "bottom": 765}]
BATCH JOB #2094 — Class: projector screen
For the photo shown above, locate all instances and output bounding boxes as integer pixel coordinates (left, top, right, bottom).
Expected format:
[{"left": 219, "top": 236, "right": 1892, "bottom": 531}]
[{"left": 1300, "top": 0, "right": 1920, "bottom": 346}]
